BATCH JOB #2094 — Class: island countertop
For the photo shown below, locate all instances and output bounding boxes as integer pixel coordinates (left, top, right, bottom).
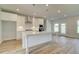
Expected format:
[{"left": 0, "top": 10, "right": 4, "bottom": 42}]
[{"left": 22, "top": 31, "right": 52, "bottom": 36}]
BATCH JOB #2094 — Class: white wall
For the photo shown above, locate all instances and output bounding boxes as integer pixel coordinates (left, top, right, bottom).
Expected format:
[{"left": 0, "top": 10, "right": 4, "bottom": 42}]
[
  {"left": 46, "top": 19, "right": 52, "bottom": 32},
  {"left": 51, "top": 16, "right": 79, "bottom": 38}
]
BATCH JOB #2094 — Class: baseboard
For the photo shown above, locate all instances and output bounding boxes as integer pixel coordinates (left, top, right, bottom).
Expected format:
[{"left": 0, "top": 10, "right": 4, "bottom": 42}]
[
  {"left": 53, "top": 33, "right": 79, "bottom": 39},
  {"left": 64, "top": 36, "right": 79, "bottom": 39},
  {"left": 1, "top": 39, "right": 17, "bottom": 43},
  {"left": 59, "top": 35, "right": 79, "bottom": 39}
]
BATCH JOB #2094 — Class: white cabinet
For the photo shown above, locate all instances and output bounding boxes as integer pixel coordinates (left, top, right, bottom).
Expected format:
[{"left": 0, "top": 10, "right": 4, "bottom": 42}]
[
  {"left": 25, "top": 16, "right": 33, "bottom": 30},
  {"left": 17, "top": 15, "right": 26, "bottom": 31},
  {"left": 0, "top": 11, "right": 17, "bottom": 21},
  {"left": 33, "top": 17, "right": 44, "bottom": 31},
  {"left": 17, "top": 15, "right": 26, "bottom": 39},
  {"left": 2, "top": 21, "right": 16, "bottom": 41}
]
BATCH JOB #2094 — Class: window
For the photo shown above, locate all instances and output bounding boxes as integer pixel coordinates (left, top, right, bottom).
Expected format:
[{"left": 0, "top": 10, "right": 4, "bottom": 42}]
[
  {"left": 54, "top": 23, "right": 59, "bottom": 32},
  {"left": 60, "top": 23, "right": 66, "bottom": 34},
  {"left": 77, "top": 20, "right": 79, "bottom": 33}
]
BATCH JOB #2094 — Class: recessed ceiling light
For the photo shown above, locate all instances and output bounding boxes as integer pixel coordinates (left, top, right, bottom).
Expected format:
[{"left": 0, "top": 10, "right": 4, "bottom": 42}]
[
  {"left": 16, "top": 8, "right": 19, "bottom": 11},
  {"left": 57, "top": 10, "right": 61, "bottom": 13},
  {"left": 45, "top": 4, "right": 48, "bottom": 6}
]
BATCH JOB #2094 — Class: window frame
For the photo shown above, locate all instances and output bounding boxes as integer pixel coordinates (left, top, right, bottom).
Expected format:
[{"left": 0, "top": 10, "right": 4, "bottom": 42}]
[
  {"left": 60, "top": 23, "right": 66, "bottom": 34},
  {"left": 54, "top": 23, "right": 59, "bottom": 32}
]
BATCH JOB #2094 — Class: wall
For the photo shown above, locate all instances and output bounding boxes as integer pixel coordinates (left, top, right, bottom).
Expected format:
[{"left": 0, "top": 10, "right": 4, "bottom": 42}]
[
  {"left": 2, "top": 20, "right": 16, "bottom": 40},
  {"left": 46, "top": 19, "right": 52, "bottom": 32},
  {"left": 51, "top": 16, "right": 79, "bottom": 38}
]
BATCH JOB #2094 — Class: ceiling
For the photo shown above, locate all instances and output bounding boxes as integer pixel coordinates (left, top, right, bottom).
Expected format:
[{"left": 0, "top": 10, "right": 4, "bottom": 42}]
[{"left": 0, "top": 4, "right": 79, "bottom": 20}]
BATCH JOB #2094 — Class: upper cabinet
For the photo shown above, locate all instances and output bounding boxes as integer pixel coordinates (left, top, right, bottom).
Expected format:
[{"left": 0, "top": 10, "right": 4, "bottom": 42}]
[
  {"left": 0, "top": 11, "right": 17, "bottom": 21},
  {"left": 33, "top": 17, "right": 44, "bottom": 30},
  {"left": 17, "top": 15, "right": 26, "bottom": 31},
  {"left": 25, "top": 16, "right": 33, "bottom": 30}
]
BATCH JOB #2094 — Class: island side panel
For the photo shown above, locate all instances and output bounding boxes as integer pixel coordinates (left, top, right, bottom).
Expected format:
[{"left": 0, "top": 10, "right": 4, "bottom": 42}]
[{"left": 27, "top": 33, "right": 52, "bottom": 48}]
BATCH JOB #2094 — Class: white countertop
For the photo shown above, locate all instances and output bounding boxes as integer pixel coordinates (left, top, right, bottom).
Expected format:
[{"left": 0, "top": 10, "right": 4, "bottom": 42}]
[{"left": 22, "top": 31, "right": 52, "bottom": 36}]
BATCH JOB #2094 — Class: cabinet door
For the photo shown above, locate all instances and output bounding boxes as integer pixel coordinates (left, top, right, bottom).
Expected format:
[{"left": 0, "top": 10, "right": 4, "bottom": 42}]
[
  {"left": 0, "top": 11, "right": 17, "bottom": 21},
  {"left": 25, "top": 16, "right": 33, "bottom": 29},
  {"left": 34, "top": 18, "right": 44, "bottom": 30},
  {"left": 17, "top": 15, "right": 26, "bottom": 31}
]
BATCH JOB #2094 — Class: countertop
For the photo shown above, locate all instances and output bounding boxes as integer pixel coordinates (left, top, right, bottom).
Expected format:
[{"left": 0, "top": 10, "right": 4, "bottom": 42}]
[{"left": 22, "top": 31, "right": 52, "bottom": 36}]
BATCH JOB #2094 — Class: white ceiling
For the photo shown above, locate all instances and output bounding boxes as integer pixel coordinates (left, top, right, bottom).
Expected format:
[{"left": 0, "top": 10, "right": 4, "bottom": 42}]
[{"left": 0, "top": 4, "right": 79, "bottom": 20}]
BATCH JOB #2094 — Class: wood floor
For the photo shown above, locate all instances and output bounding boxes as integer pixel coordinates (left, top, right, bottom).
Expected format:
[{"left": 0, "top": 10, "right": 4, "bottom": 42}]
[
  {"left": 29, "top": 36, "right": 79, "bottom": 54},
  {"left": 29, "top": 41, "right": 72, "bottom": 54},
  {"left": 0, "top": 39, "right": 22, "bottom": 53},
  {"left": 0, "top": 36, "right": 79, "bottom": 54}
]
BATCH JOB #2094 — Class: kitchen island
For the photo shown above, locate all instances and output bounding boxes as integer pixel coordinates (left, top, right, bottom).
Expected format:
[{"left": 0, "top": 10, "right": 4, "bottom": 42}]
[{"left": 22, "top": 31, "right": 52, "bottom": 53}]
